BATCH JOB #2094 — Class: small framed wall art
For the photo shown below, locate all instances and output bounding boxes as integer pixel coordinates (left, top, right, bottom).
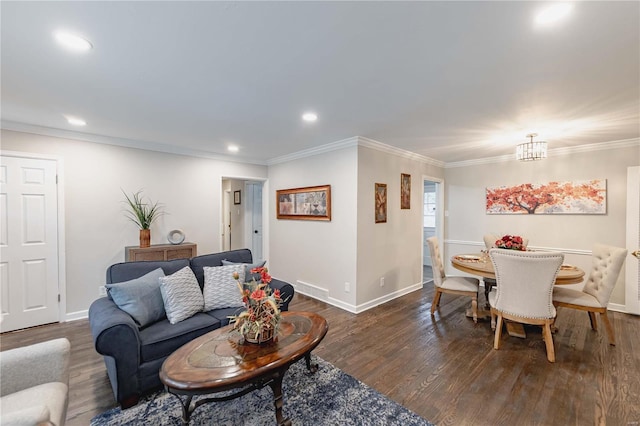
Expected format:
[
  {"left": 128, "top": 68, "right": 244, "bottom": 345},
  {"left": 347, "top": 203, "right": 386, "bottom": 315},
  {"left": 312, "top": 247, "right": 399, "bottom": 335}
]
[
  {"left": 375, "top": 183, "right": 387, "bottom": 223},
  {"left": 401, "top": 173, "right": 411, "bottom": 209},
  {"left": 234, "top": 190, "right": 241, "bottom": 205},
  {"left": 276, "top": 185, "right": 331, "bottom": 221}
]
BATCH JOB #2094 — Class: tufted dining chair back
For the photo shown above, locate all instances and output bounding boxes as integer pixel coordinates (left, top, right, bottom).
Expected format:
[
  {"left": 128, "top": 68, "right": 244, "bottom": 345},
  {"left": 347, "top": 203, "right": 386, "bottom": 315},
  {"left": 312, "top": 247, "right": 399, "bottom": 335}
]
[
  {"left": 426, "top": 236, "right": 446, "bottom": 288},
  {"left": 552, "top": 243, "right": 627, "bottom": 346},
  {"left": 490, "top": 249, "right": 563, "bottom": 319},
  {"left": 582, "top": 244, "right": 627, "bottom": 307},
  {"left": 489, "top": 249, "right": 563, "bottom": 362},
  {"left": 426, "top": 236, "right": 480, "bottom": 323}
]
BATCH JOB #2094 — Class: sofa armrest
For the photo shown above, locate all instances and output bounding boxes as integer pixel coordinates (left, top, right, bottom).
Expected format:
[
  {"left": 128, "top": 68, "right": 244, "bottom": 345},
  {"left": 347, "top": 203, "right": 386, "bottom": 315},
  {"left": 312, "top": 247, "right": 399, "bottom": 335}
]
[
  {"left": 269, "top": 278, "right": 295, "bottom": 311},
  {"left": 89, "top": 297, "right": 142, "bottom": 403},
  {"left": 89, "top": 297, "right": 141, "bottom": 355},
  {"left": 0, "top": 338, "right": 70, "bottom": 397}
]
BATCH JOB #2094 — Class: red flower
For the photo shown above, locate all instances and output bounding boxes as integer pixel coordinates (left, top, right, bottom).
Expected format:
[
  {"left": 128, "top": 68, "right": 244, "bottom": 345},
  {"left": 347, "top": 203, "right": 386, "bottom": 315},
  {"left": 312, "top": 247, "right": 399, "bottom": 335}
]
[{"left": 250, "top": 289, "right": 266, "bottom": 301}]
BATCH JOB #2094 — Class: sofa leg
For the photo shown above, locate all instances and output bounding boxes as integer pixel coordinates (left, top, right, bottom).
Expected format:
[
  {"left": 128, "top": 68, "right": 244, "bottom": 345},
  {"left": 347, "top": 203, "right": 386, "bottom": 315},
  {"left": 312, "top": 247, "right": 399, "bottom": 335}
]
[{"left": 121, "top": 395, "right": 140, "bottom": 409}]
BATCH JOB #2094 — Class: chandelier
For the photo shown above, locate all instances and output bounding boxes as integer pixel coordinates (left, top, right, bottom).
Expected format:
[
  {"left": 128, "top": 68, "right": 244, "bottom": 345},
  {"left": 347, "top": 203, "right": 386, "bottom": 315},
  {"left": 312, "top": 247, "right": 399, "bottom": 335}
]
[{"left": 516, "top": 133, "right": 547, "bottom": 161}]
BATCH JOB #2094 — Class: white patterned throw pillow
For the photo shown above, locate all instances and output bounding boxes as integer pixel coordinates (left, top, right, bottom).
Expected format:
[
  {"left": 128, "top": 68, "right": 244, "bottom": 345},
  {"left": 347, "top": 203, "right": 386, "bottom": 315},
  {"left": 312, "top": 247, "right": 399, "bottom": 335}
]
[
  {"left": 159, "top": 266, "right": 204, "bottom": 324},
  {"left": 203, "top": 264, "right": 245, "bottom": 311}
]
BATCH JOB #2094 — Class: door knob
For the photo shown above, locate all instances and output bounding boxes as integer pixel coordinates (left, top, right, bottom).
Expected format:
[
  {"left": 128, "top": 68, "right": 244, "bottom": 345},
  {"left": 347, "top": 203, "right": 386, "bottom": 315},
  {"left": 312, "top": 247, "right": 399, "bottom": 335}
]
[
  {"left": 254, "top": 230, "right": 259, "bottom": 234},
  {"left": 633, "top": 250, "right": 640, "bottom": 259}
]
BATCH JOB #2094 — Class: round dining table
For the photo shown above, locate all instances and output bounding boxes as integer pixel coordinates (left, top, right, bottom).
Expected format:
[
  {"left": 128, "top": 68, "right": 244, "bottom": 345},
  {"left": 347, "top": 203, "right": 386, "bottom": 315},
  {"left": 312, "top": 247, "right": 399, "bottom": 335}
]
[
  {"left": 450, "top": 252, "right": 585, "bottom": 338},
  {"left": 450, "top": 253, "right": 585, "bottom": 285}
]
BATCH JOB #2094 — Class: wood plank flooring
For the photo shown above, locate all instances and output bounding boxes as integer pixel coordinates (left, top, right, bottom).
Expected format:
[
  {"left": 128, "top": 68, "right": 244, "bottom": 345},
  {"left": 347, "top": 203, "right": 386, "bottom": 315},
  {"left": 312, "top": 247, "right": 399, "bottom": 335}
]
[{"left": 1, "top": 282, "right": 639, "bottom": 425}]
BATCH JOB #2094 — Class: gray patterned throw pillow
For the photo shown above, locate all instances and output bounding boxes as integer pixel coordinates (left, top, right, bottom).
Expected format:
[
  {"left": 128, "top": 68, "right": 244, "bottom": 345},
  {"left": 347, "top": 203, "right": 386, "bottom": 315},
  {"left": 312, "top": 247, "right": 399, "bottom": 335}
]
[
  {"left": 159, "top": 266, "right": 204, "bottom": 324},
  {"left": 203, "top": 264, "right": 245, "bottom": 311}
]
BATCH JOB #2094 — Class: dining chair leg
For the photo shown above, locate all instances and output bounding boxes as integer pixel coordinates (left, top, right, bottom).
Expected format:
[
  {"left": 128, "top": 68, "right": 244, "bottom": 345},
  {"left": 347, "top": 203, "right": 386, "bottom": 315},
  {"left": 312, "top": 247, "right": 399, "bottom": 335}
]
[
  {"left": 543, "top": 322, "right": 556, "bottom": 363},
  {"left": 431, "top": 290, "right": 442, "bottom": 315},
  {"left": 588, "top": 311, "right": 598, "bottom": 331},
  {"left": 490, "top": 310, "right": 496, "bottom": 330},
  {"left": 471, "top": 294, "right": 478, "bottom": 323},
  {"left": 493, "top": 315, "right": 503, "bottom": 349},
  {"left": 601, "top": 311, "right": 616, "bottom": 346}
]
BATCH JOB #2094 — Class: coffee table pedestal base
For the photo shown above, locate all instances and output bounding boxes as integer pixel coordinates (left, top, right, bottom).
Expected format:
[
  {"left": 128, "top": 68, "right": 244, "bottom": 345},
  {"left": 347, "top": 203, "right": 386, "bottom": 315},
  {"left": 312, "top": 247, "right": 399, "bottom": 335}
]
[{"left": 167, "top": 354, "right": 319, "bottom": 425}]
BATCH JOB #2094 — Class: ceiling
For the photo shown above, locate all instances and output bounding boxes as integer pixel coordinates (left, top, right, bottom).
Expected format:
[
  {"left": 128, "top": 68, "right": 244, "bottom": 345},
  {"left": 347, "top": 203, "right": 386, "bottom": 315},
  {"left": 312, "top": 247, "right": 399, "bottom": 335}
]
[{"left": 2, "top": 1, "right": 639, "bottom": 165}]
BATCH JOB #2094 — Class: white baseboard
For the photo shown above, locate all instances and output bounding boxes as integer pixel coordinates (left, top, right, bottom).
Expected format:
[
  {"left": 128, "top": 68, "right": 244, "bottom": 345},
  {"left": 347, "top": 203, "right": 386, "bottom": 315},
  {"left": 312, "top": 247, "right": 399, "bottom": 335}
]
[
  {"left": 607, "top": 303, "right": 628, "bottom": 313},
  {"left": 352, "top": 282, "right": 424, "bottom": 314},
  {"left": 296, "top": 280, "right": 424, "bottom": 314},
  {"left": 65, "top": 310, "right": 88, "bottom": 322}
]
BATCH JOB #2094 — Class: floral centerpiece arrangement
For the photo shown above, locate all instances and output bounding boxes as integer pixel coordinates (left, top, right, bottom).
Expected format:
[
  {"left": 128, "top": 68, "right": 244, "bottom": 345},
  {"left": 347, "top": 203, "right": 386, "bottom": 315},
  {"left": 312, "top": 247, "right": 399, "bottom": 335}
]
[
  {"left": 495, "top": 235, "right": 526, "bottom": 251},
  {"left": 231, "top": 267, "right": 282, "bottom": 344}
]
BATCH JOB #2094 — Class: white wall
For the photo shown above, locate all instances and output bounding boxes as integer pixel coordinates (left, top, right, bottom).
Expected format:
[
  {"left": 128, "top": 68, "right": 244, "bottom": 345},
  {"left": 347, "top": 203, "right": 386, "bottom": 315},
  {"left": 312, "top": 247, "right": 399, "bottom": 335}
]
[
  {"left": 268, "top": 145, "right": 359, "bottom": 308},
  {"left": 444, "top": 143, "right": 639, "bottom": 306},
  {"left": 1, "top": 130, "right": 267, "bottom": 316},
  {"left": 356, "top": 145, "right": 444, "bottom": 306}
]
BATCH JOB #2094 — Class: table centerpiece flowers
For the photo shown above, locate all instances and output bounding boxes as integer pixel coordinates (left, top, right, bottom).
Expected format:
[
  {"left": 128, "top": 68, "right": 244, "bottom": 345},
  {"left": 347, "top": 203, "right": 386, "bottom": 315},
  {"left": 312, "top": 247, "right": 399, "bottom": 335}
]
[
  {"left": 230, "top": 267, "right": 282, "bottom": 344},
  {"left": 495, "top": 235, "right": 526, "bottom": 251}
]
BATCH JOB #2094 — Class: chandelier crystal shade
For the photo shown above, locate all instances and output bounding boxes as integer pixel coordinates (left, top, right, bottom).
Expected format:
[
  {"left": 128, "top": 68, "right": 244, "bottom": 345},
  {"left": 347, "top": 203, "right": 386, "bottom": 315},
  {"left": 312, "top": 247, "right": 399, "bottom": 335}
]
[{"left": 516, "top": 133, "right": 547, "bottom": 161}]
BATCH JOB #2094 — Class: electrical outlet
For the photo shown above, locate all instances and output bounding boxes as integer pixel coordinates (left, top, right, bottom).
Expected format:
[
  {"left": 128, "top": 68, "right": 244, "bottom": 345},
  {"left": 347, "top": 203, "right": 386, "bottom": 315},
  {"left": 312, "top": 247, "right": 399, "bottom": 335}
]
[
  {"left": 380, "top": 277, "right": 385, "bottom": 287},
  {"left": 345, "top": 282, "right": 350, "bottom": 293},
  {"left": 99, "top": 286, "right": 107, "bottom": 297}
]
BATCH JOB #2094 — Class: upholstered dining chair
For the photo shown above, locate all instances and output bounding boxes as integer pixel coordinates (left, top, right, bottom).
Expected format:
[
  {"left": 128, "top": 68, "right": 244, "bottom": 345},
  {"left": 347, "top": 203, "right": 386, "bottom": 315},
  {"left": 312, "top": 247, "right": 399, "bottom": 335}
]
[
  {"left": 552, "top": 243, "right": 627, "bottom": 346},
  {"left": 481, "top": 234, "right": 529, "bottom": 307},
  {"left": 489, "top": 249, "right": 564, "bottom": 362},
  {"left": 426, "top": 236, "right": 480, "bottom": 323}
]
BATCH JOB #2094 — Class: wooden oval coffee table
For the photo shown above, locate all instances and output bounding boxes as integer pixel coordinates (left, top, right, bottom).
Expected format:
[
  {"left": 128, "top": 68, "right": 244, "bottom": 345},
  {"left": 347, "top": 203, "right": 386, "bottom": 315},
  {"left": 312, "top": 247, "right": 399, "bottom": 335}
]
[{"left": 160, "top": 311, "right": 328, "bottom": 425}]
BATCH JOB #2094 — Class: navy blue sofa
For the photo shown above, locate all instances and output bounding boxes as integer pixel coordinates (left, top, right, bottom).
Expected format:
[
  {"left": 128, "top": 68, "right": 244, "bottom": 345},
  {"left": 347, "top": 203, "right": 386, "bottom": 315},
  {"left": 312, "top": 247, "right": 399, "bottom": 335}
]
[{"left": 88, "top": 248, "right": 294, "bottom": 408}]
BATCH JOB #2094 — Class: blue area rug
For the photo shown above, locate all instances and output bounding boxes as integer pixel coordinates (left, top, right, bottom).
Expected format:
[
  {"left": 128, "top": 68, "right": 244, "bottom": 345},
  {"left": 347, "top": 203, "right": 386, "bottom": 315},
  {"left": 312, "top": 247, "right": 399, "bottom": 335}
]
[{"left": 91, "top": 356, "right": 434, "bottom": 425}]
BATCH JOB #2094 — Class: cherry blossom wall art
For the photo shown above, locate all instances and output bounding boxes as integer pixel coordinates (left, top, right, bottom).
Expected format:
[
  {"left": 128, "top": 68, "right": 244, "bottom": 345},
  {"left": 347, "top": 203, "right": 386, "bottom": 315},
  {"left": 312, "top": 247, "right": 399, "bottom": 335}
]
[{"left": 486, "top": 180, "right": 606, "bottom": 215}]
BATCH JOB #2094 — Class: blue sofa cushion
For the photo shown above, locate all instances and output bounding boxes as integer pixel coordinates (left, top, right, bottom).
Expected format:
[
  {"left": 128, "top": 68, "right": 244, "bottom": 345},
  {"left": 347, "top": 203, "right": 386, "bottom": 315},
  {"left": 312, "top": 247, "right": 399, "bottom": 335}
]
[
  {"left": 205, "top": 306, "right": 245, "bottom": 327},
  {"left": 107, "top": 259, "right": 189, "bottom": 284},
  {"left": 139, "top": 313, "right": 220, "bottom": 363},
  {"left": 106, "top": 268, "right": 166, "bottom": 327}
]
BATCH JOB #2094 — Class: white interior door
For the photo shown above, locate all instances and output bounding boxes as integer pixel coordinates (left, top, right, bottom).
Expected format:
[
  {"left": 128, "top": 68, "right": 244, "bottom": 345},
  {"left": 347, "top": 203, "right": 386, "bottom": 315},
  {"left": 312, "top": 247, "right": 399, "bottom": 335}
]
[
  {"left": 251, "top": 183, "right": 263, "bottom": 262},
  {"left": 222, "top": 190, "right": 231, "bottom": 251},
  {"left": 0, "top": 155, "right": 59, "bottom": 332},
  {"left": 625, "top": 166, "right": 639, "bottom": 315}
]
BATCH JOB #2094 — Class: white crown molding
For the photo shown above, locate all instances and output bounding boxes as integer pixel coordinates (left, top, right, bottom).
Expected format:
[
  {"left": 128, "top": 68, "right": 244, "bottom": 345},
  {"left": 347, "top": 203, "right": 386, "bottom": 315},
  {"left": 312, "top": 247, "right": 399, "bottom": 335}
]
[
  {"left": 0, "top": 120, "right": 267, "bottom": 166},
  {"left": 4, "top": 119, "right": 636, "bottom": 169},
  {"left": 445, "top": 138, "right": 640, "bottom": 168},
  {"left": 268, "top": 135, "right": 445, "bottom": 167},
  {"left": 356, "top": 136, "right": 446, "bottom": 167},
  {"left": 266, "top": 136, "right": 359, "bottom": 165}
]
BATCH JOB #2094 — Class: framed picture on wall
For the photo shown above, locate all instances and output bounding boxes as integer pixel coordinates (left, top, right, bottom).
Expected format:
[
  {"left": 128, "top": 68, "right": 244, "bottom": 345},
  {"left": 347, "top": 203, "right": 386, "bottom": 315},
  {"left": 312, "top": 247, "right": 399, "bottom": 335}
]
[
  {"left": 401, "top": 173, "right": 411, "bottom": 209},
  {"left": 486, "top": 179, "right": 607, "bottom": 214},
  {"left": 276, "top": 185, "right": 331, "bottom": 221},
  {"left": 375, "top": 183, "right": 387, "bottom": 223},
  {"left": 234, "top": 190, "right": 241, "bottom": 205}
]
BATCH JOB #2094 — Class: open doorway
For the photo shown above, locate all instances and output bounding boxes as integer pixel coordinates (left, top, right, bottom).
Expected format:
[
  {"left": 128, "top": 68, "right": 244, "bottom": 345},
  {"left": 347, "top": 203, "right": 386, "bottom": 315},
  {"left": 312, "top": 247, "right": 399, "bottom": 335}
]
[
  {"left": 221, "top": 178, "right": 265, "bottom": 260},
  {"left": 423, "top": 178, "right": 442, "bottom": 283}
]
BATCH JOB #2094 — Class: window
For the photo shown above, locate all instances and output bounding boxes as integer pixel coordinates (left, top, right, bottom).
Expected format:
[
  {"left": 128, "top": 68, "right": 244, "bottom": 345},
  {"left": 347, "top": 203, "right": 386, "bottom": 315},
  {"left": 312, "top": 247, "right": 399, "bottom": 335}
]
[{"left": 424, "top": 190, "right": 436, "bottom": 227}]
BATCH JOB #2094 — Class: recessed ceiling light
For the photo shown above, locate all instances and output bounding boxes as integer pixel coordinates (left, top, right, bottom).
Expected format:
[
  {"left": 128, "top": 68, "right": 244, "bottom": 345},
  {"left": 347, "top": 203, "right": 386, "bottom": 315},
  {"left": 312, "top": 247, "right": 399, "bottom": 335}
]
[
  {"left": 54, "top": 30, "right": 93, "bottom": 52},
  {"left": 228, "top": 145, "right": 239, "bottom": 153},
  {"left": 302, "top": 112, "right": 318, "bottom": 122},
  {"left": 535, "top": 3, "right": 574, "bottom": 26},
  {"left": 67, "top": 117, "right": 86, "bottom": 126}
]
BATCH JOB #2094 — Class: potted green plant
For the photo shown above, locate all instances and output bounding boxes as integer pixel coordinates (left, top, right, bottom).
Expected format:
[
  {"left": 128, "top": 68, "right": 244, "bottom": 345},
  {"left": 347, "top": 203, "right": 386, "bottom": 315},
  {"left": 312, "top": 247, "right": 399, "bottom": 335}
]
[{"left": 122, "top": 189, "right": 164, "bottom": 248}]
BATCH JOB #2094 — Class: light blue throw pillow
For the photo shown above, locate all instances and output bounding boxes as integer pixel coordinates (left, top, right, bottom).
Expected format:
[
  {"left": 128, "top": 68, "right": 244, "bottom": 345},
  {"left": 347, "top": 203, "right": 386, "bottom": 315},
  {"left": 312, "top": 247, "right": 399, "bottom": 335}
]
[
  {"left": 221, "top": 259, "right": 267, "bottom": 282},
  {"left": 106, "top": 268, "right": 166, "bottom": 328}
]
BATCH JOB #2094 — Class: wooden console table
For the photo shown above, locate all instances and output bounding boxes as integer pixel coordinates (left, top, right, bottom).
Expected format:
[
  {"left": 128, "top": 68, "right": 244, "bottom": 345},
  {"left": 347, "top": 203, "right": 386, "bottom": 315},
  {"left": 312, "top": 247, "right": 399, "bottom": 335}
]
[{"left": 125, "top": 243, "right": 197, "bottom": 262}]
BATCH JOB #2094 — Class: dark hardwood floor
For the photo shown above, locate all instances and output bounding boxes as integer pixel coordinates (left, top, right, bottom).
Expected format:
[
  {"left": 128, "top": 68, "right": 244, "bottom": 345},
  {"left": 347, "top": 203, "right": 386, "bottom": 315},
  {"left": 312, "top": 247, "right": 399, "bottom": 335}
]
[{"left": 1, "top": 283, "right": 639, "bottom": 425}]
